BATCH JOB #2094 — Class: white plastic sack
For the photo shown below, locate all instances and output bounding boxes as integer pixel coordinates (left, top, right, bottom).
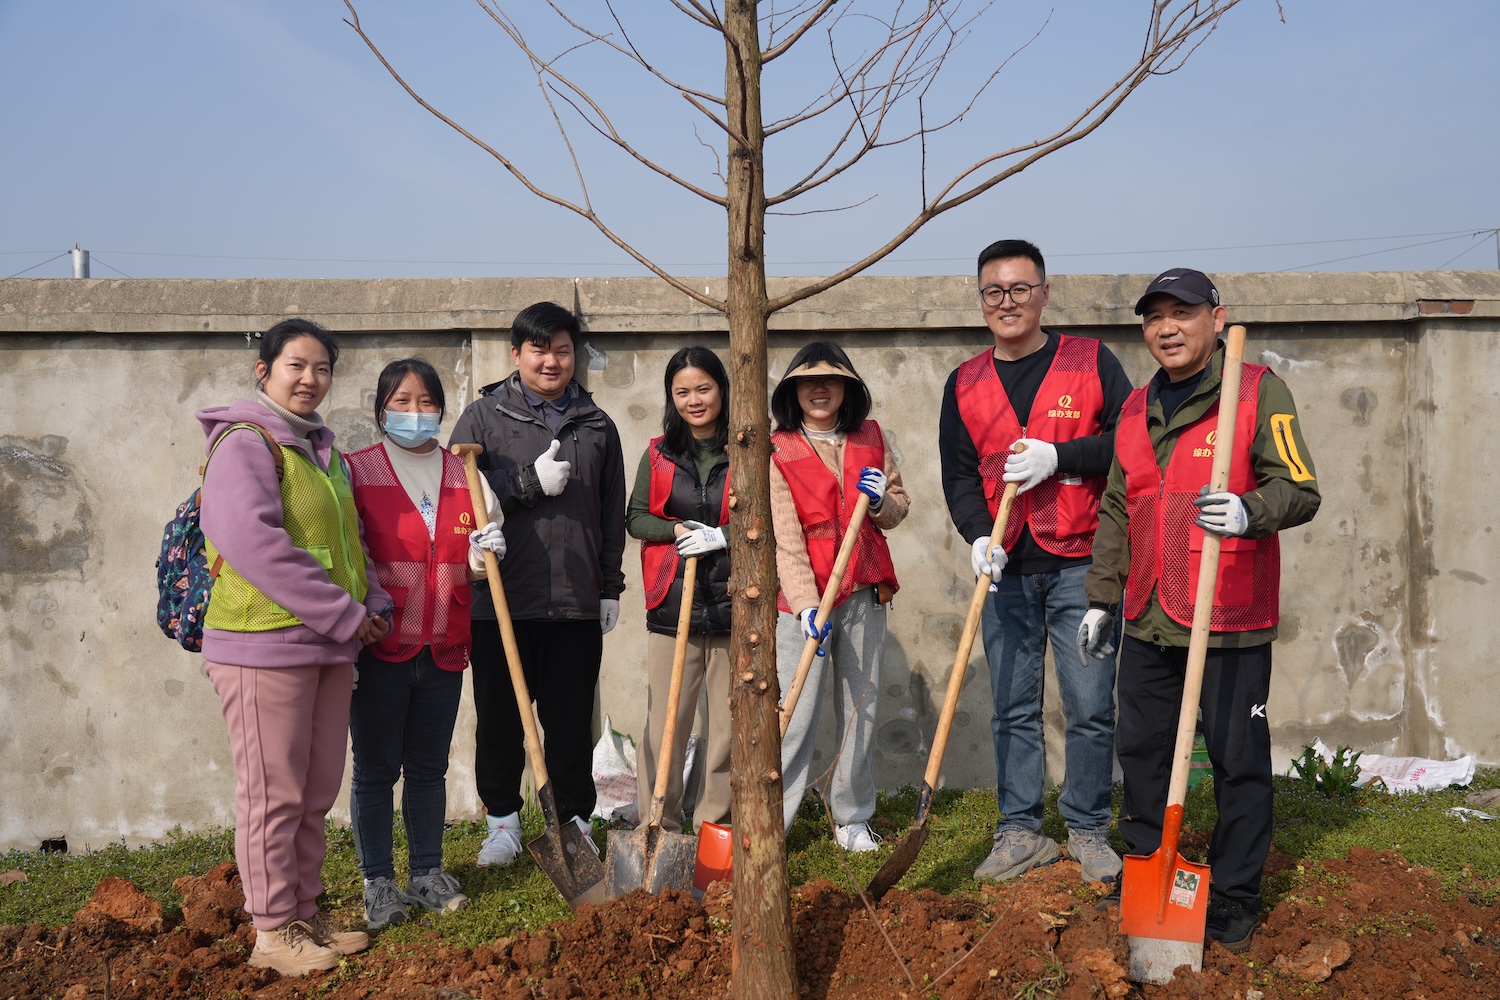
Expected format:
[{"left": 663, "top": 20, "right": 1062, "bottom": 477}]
[
  {"left": 589, "top": 717, "right": 702, "bottom": 825},
  {"left": 591, "top": 716, "right": 640, "bottom": 825},
  {"left": 1308, "top": 738, "right": 1475, "bottom": 794}
]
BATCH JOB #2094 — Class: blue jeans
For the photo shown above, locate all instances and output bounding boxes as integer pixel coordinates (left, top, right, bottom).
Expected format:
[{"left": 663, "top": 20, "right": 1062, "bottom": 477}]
[
  {"left": 982, "top": 563, "right": 1117, "bottom": 833},
  {"left": 349, "top": 647, "right": 463, "bottom": 880}
]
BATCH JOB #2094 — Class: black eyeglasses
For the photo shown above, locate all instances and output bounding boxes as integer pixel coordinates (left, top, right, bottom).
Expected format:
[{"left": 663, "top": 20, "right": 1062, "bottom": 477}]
[{"left": 979, "top": 282, "right": 1042, "bottom": 307}]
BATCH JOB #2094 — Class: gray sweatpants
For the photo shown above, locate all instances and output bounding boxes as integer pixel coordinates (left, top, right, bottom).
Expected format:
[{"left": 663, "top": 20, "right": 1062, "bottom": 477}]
[{"left": 777, "top": 590, "right": 886, "bottom": 832}]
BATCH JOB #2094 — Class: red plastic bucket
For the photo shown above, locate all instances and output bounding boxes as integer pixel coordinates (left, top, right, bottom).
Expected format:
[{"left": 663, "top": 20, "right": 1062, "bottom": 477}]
[{"left": 692, "top": 821, "right": 733, "bottom": 898}]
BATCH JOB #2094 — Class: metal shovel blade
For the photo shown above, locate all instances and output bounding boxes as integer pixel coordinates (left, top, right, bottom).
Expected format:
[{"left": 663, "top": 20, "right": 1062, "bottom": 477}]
[
  {"left": 604, "top": 825, "right": 699, "bottom": 898},
  {"left": 865, "top": 821, "right": 928, "bottom": 902},
  {"left": 1120, "top": 846, "right": 1210, "bottom": 984},
  {"left": 526, "top": 793, "right": 606, "bottom": 910}
]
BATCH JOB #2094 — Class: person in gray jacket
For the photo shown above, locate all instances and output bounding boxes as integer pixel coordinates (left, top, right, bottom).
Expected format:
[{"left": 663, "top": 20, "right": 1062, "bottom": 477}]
[{"left": 448, "top": 301, "right": 627, "bottom": 867}]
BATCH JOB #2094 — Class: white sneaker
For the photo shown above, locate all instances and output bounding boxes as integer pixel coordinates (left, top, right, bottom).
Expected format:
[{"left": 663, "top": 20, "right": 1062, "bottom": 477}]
[
  {"left": 834, "top": 822, "right": 882, "bottom": 853},
  {"left": 478, "top": 811, "right": 522, "bottom": 867}
]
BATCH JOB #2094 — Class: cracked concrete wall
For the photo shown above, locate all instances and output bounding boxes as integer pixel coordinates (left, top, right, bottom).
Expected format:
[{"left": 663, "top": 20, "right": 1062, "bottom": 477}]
[{"left": 1, "top": 271, "right": 1497, "bottom": 851}]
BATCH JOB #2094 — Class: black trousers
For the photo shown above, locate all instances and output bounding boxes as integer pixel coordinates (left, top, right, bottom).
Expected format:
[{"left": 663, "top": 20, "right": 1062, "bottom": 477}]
[
  {"left": 1116, "top": 635, "right": 1273, "bottom": 910},
  {"left": 470, "top": 618, "right": 602, "bottom": 822}
]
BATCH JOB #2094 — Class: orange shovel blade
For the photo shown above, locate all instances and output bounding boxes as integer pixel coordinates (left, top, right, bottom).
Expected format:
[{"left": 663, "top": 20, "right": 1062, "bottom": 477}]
[{"left": 1120, "top": 847, "right": 1209, "bottom": 984}]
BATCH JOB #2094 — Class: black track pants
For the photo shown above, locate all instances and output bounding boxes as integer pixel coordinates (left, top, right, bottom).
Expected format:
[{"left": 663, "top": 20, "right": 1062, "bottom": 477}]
[
  {"left": 1116, "top": 635, "right": 1273, "bottom": 910},
  {"left": 470, "top": 618, "right": 602, "bottom": 823}
]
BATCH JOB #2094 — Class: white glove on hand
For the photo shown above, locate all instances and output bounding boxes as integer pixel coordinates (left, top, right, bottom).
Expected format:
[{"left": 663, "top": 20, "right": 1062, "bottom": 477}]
[
  {"left": 599, "top": 598, "right": 620, "bottom": 635},
  {"left": 533, "top": 439, "right": 572, "bottom": 497},
  {"left": 855, "top": 466, "right": 888, "bottom": 508},
  {"left": 1077, "top": 607, "right": 1116, "bottom": 662},
  {"left": 798, "top": 608, "right": 831, "bottom": 656},
  {"left": 468, "top": 521, "right": 506, "bottom": 560},
  {"left": 1002, "top": 438, "right": 1059, "bottom": 494},
  {"left": 1193, "top": 487, "right": 1249, "bottom": 537},
  {"left": 676, "top": 519, "right": 727, "bottom": 556},
  {"left": 970, "top": 537, "right": 1007, "bottom": 583}
]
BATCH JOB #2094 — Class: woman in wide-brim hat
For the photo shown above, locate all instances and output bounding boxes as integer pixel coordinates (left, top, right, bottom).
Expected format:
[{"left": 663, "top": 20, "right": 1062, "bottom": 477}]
[{"left": 768, "top": 340, "right": 910, "bottom": 852}]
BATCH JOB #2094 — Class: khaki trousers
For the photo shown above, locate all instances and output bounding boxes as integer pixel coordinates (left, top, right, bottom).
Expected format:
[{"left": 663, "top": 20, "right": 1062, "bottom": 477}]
[{"left": 635, "top": 630, "right": 733, "bottom": 832}]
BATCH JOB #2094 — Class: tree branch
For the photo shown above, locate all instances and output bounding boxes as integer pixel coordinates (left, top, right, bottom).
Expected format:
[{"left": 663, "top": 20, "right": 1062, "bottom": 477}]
[{"left": 343, "top": 0, "right": 725, "bottom": 313}]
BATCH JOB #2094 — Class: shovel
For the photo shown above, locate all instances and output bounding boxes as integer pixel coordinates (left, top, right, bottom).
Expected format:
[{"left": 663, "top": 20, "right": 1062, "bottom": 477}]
[
  {"left": 454, "top": 443, "right": 607, "bottom": 910},
  {"left": 865, "top": 444, "right": 1025, "bottom": 901},
  {"left": 778, "top": 492, "right": 872, "bottom": 738},
  {"left": 603, "top": 555, "right": 703, "bottom": 897},
  {"left": 1122, "top": 324, "right": 1247, "bottom": 983}
]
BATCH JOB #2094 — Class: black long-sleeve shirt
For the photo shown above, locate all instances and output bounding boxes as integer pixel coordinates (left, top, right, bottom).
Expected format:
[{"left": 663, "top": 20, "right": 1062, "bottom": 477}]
[{"left": 939, "top": 330, "right": 1133, "bottom": 575}]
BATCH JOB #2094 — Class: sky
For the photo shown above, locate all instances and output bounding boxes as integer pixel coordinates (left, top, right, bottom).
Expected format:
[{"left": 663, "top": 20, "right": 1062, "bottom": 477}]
[{"left": 2, "top": 0, "right": 1496, "bottom": 282}]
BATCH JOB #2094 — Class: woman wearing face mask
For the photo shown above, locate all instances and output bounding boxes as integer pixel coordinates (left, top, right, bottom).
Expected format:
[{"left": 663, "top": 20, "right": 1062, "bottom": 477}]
[
  {"left": 625, "top": 346, "right": 733, "bottom": 833},
  {"left": 769, "top": 341, "right": 909, "bottom": 851},
  {"left": 344, "top": 358, "right": 504, "bottom": 931},
  {"left": 196, "top": 318, "right": 391, "bottom": 976}
]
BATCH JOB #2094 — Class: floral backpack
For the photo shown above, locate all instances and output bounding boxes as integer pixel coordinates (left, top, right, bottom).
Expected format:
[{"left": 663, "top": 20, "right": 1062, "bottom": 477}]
[{"left": 154, "top": 423, "right": 282, "bottom": 651}]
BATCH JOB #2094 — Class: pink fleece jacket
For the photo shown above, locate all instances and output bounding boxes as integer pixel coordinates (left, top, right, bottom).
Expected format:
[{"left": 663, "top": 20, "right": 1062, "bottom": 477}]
[{"left": 196, "top": 399, "right": 390, "bottom": 668}]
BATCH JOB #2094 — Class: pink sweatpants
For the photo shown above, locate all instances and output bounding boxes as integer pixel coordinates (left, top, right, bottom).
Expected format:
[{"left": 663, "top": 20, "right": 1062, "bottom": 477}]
[{"left": 206, "top": 661, "right": 353, "bottom": 929}]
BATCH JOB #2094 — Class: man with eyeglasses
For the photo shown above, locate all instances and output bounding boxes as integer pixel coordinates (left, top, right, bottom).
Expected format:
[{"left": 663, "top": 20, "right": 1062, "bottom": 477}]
[{"left": 939, "top": 239, "right": 1133, "bottom": 886}]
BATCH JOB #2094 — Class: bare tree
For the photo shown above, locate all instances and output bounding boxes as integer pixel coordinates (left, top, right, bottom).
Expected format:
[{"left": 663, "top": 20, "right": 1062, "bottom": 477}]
[{"left": 344, "top": 2, "right": 1254, "bottom": 995}]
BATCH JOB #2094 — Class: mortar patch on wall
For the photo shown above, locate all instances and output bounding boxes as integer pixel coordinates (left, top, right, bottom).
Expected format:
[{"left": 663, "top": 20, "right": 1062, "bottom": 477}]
[
  {"left": 1341, "top": 387, "right": 1377, "bottom": 427},
  {"left": 0, "top": 436, "right": 91, "bottom": 575}
]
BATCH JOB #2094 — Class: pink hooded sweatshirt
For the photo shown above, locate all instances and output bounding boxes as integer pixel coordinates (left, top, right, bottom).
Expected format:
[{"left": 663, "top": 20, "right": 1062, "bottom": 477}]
[{"left": 196, "top": 398, "right": 390, "bottom": 668}]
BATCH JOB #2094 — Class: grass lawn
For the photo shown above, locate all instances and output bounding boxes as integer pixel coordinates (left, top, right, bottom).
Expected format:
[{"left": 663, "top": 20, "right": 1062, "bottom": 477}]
[{"left": 3, "top": 771, "right": 1498, "bottom": 944}]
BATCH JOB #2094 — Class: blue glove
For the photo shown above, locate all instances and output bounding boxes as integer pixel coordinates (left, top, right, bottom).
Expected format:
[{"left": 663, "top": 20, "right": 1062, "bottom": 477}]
[
  {"left": 798, "top": 608, "right": 831, "bottom": 656},
  {"left": 855, "top": 466, "right": 887, "bottom": 508}
]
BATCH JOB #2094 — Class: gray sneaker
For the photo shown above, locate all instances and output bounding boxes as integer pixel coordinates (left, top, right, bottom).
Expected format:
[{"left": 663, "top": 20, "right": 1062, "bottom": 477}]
[
  {"left": 974, "top": 828, "right": 1061, "bottom": 881},
  {"left": 406, "top": 868, "right": 469, "bottom": 914},
  {"left": 1067, "top": 828, "right": 1123, "bottom": 883},
  {"left": 363, "top": 876, "right": 410, "bottom": 931}
]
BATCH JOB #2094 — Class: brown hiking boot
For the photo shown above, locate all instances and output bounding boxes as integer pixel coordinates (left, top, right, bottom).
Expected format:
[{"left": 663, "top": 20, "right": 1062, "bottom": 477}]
[
  {"left": 247, "top": 919, "right": 339, "bottom": 976},
  {"left": 306, "top": 909, "right": 370, "bottom": 955}
]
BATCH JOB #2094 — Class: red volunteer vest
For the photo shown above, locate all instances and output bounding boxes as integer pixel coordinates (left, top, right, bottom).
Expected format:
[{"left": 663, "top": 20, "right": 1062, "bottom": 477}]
[
  {"left": 347, "top": 444, "right": 476, "bottom": 670},
  {"left": 640, "top": 437, "right": 731, "bottom": 610},
  {"left": 1115, "top": 363, "right": 1280, "bottom": 631},
  {"left": 771, "top": 420, "right": 899, "bottom": 612},
  {"left": 952, "top": 336, "right": 1106, "bottom": 556}
]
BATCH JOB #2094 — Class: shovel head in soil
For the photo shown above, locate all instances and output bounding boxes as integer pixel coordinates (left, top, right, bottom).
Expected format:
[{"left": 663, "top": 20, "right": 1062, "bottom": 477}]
[
  {"left": 865, "top": 783, "right": 933, "bottom": 902},
  {"left": 527, "top": 788, "right": 607, "bottom": 910},
  {"left": 604, "top": 825, "right": 699, "bottom": 897},
  {"left": 1120, "top": 804, "right": 1209, "bottom": 984}
]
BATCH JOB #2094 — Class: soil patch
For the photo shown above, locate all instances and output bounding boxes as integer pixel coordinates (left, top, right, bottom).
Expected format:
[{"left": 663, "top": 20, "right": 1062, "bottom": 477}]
[{"left": 2, "top": 848, "right": 1497, "bottom": 998}]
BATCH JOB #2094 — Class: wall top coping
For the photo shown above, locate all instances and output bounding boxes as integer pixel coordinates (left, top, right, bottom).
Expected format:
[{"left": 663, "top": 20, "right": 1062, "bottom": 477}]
[{"left": 2, "top": 270, "right": 1498, "bottom": 335}]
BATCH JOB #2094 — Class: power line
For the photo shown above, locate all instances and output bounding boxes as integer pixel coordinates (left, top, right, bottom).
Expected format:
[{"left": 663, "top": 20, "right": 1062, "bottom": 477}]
[
  {"left": 88, "top": 255, "right": 133, "bottom": 279},
  {"left": 1277, "top": 232, "right": 1492, "bottom": 272},
  {"left": 1434, "top": 232, "right": 1496, "bottom": 271},
  {"left": 6, "top": 252, "right": 70, "bottom": 279}
]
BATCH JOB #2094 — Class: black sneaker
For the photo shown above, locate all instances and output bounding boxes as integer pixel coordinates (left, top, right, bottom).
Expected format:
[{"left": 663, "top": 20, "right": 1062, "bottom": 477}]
[{"left": 1205, "top": 894, "right": 1258, "bottom": 953}]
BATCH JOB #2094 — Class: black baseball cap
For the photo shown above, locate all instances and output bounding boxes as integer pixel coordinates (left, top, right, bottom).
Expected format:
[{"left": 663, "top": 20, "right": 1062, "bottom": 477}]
[{"left": 1134, "top": 268, "right": 1220, "bottom": 314}]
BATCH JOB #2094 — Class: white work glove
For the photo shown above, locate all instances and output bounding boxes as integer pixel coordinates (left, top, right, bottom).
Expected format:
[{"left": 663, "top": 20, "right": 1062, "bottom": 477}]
[
  {"left": 970, "top": 537, "right": 1007, "bottom": 583},
  {"left": 676, "top": 519, "right": 727, "bottom": 556},
  {"left": 855, "top": 466, "right": 888, "bottom": 509},
  {"left": 1193, "top": 487, "right": 1249, "bottom": 537},
  {"left": 798, "top": 608, "right": 831, "bottom": 656},
  {"left": 533, "top": 439, "right": 572, "bottom": 497},
  {"left": 599, "top": 598, "right": 620, "bottom": 634},
  {"left": 468, "top": 521, "right": 506, "bottom": 560},
  {"left": 1077, "top": 608, "right": 1116, "bottom": 662},
  {"left": 1002, "top": 438, "right": 1059, "bottom": 494}
]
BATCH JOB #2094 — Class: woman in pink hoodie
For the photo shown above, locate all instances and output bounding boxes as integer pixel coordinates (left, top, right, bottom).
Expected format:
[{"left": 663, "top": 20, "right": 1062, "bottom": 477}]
[{"left": 195, "top": 319, "right": 391, "bottom": 977}]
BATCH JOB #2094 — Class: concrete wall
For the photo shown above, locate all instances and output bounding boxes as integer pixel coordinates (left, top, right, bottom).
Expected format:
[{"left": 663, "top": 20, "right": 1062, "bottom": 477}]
[{"left": 2, "top": 270, "right": 1497, "bottom": 852}]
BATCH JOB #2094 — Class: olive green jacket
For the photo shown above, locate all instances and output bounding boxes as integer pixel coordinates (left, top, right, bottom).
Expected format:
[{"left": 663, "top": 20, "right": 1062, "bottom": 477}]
[{"left": 1084, "top": 343, "right": 1321, "bottom": 648}]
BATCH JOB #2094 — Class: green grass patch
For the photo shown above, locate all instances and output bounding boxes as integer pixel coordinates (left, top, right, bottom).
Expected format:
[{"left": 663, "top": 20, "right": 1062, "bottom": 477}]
[{"left": 3, "top": 772, "right": 1498, "bottom": 938}]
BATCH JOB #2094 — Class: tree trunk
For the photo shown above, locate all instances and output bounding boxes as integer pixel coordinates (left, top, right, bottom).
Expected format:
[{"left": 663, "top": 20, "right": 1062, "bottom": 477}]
[{"left": 723, "top": 3, "right": 796, "bottom": 998}]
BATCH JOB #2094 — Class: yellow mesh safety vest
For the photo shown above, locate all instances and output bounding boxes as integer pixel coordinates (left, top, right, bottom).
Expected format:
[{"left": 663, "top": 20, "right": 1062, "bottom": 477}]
[{"left": 203, "top": 441, "right": 369, "bottom": 632}]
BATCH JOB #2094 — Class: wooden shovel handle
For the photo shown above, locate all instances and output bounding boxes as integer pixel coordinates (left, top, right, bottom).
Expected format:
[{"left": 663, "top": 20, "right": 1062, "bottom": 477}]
[
  {"left": 779, "top": 491, "right": 872, "bottom": 737},
  {"left": 453, "top": 443, "right": 553, "bottom": 791},
  {"left": 922, "top": 441, "right": 1026, "bottom": 790},
  {"left": 648, "top": 554, "right": 699, "bottom": 826},
  {"left": 1166, "top": 325, "right": 1247, "bottom": 810}
]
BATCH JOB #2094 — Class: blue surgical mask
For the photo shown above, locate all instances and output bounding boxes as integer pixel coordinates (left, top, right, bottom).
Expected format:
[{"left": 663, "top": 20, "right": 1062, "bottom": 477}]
[{"left": 383, "top": 411, "right": 442, "bottom": 448}]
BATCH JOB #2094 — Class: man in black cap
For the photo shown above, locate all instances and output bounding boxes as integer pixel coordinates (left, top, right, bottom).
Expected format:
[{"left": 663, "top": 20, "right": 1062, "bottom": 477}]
[{"left": 1080, "top": 268, "right": 1320, "bottom": 952}]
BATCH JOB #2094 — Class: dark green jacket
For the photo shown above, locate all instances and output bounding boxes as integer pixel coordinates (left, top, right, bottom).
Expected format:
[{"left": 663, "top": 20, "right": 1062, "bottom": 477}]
[{"left": 1085, "top": 343, "right": 1320, "bottom": 648}]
